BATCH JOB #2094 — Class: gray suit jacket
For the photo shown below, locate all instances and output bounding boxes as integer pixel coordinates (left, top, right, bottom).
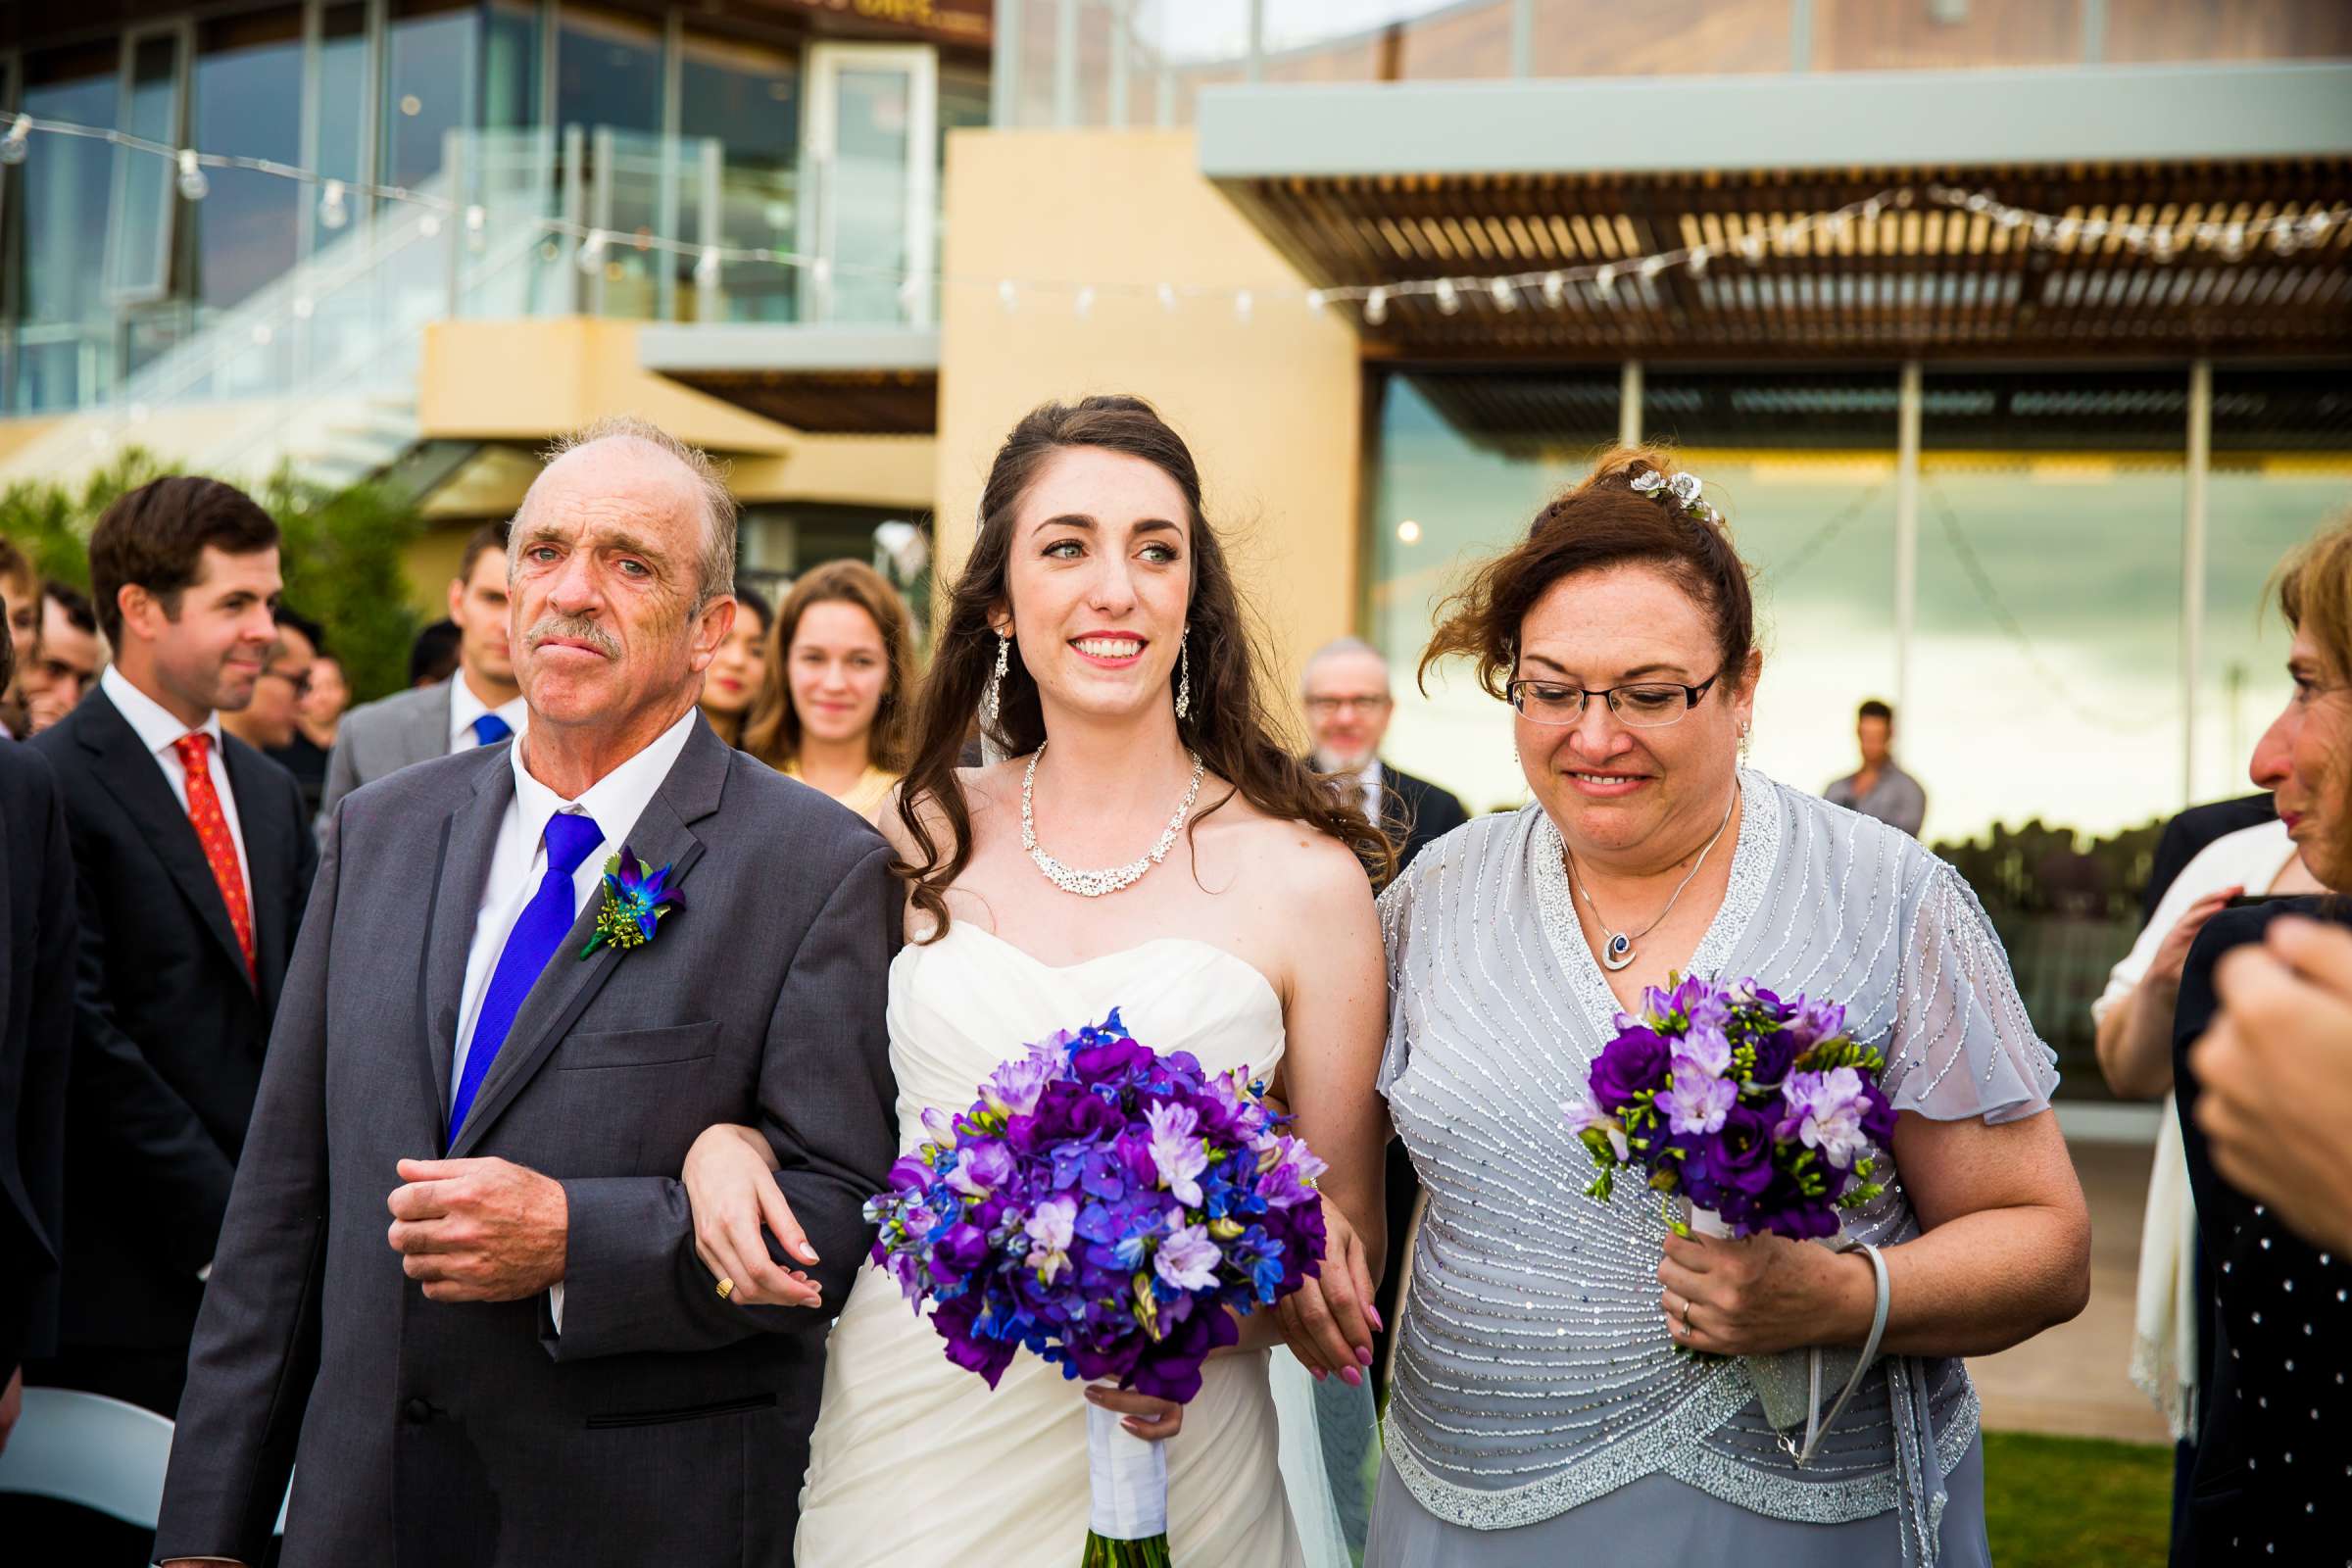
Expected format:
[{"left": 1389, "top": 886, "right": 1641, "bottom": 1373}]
[
  {"left": 318, "top": 683, "right": 454, "bottom": 824},
  {"left": 156, "top": 717, "right": 901, "bottom": 1567}
]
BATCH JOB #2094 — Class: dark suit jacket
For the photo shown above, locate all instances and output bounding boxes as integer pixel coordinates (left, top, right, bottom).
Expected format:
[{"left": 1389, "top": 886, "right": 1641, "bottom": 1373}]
[
  {"left": 0, "top": 741, "right": 74, "bottom": 1372},
  {"left": 2170, "top": 897, "right": 2352, "bottom": 1564},
  {"left": 156, "top": 718, "right": 901, "bottom": 1568},
  {"left": 1380, "top": 761, "right": 1470, "bottom": 878},
  {"left": 29, "top": 687, "right": 316, "bottom": 1355},
  {"left": 2139, "top": 793, "right": 2276, "bottom": 928}
]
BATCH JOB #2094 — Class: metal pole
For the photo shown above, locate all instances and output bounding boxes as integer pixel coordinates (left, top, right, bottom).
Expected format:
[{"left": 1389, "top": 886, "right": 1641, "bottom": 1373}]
[
  {"left": 1247, "top": 0, "right": 1265, "bottom": 85},
  {"left": 2183, "top": 358, "right": 2212, "bottom": 806},
  {"left": 1619, "top": 360, "right": 1642, "bottom": 446},
  {"left": 1789, "top": 0, "right": 1814, "bottom": 72},
  {"left": 991, "top": 0, "right": 1020, "bottom": 128},
  {"left": 1107, "top": 0, "right": 1130, "bottom": 127},
  {"left": 1054, "top": 0, "right": 1080, "bottom": 127},
  {"left": 659, "top": 9, "right": 683, "bottom": 323},
  {"left": 1895, "top": 361, "right": 1922, "bottom": 726},
  {"left": 1510, "top": 0, "right": 1536, "bottom": 79},
  {"left": 2081, "top": 0, "right": 2108, "bottom": 64},
  {"left": 562, "top": 122, "right": 585, "bottom": 316},
  {"left": 443, "top": 126, "right": 464, "bottom": 318}
]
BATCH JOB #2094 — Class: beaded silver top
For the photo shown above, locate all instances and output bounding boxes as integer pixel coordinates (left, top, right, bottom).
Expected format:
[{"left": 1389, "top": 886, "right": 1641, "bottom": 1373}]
[
  {"left": 1020, "top": 743, "right": 1206, "bottom": 899},
  {"left": 1376, "top": 773, "right": 2056, "bottom": 1559}
]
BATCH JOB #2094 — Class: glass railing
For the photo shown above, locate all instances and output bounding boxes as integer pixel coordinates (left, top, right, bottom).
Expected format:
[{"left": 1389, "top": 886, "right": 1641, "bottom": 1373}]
[{"left": 1003, "top": 0, "right": 2349, "bottom": 127}]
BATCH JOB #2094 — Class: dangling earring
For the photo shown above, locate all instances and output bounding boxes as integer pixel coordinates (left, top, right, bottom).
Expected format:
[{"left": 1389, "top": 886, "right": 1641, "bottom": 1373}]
[
  {"left": 1174, "top": 629, "right": 1192, "bottom": 722},
  {"left": 1738, "top": 718, "right": 1752, "bottom": 763},
  {"left": 985, "top": 630, "right": 1011, "bottom": 725}
]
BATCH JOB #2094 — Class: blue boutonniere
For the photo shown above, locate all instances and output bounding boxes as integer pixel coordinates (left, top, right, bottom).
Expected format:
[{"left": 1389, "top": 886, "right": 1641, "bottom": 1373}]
[{"left": 580, "top": 844, "right": 684, "bottom": 958}]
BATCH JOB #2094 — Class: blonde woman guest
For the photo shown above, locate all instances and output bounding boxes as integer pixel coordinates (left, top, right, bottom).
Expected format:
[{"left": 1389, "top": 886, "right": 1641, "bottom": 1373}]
[
  {"left": 698, "top": 582, "right": 771, "bottom": 748},
  {"left": 743, "top": 561, "right": 914, "bottom": 818}
]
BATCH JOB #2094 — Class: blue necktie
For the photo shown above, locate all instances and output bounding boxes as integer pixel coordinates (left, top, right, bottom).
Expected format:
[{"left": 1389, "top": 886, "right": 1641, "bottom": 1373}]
[
  {"left": 450, "top": 810, "right": 604, "bottom": 1139},
  {"left": 471, "top": 712, "right": 514, "bottom": 746}
]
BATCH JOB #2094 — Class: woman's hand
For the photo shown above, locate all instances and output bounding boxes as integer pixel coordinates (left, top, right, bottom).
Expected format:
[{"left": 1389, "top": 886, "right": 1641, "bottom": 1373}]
[
  {"left": 2148, "top": 885, "right": 2244, "bottom": 993},
  {"left": 1274, "top": 1194, "right": 1380, "bottom": 1386},
  {"left": 1084, "top": 1383, "right": 1185, "bottom": 1442},
  {"left": 1657, "top": 1229, "right": 1875, "bottom": 1358},
  {"left": 682, "top": 1123, "right": 822, "bottom": 1308}
]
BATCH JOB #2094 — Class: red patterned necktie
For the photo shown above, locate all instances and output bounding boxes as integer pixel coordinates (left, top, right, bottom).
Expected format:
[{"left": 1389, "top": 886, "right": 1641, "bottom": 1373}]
[{"left": 172, "top": 732, "right": 257, "bottom": 981}]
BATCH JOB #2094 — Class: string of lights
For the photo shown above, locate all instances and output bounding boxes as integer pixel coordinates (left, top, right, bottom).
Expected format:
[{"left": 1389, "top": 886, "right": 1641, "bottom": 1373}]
[{"left": 6, "top": 112, "right": 2344, "bottom": 328}]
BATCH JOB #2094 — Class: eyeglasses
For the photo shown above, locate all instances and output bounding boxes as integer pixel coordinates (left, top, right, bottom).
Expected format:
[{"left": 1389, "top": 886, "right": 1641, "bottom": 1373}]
[
  {"left": 261, "top": 666, "right": 314, "bottom": 699},
  {"left": 1505, "top": 673, "right": 1720, "bottom": 728},
  {"left": 1303, "top": 694, "right": 1393, "bottom": 716}
]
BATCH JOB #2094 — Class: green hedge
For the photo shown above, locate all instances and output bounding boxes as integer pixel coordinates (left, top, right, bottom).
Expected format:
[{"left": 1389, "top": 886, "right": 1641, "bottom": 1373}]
[{"left": 0, "top": 448, "right": 423, "bottom": 705}]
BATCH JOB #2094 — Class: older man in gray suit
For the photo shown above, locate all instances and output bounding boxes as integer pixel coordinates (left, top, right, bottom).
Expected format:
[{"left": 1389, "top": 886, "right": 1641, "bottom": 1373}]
[
  {"left": 319, "top": 521, "right": 526, "bottom": 823},
  {"left": 156, "top": 417, "right": 898, "bottom": 1567}
]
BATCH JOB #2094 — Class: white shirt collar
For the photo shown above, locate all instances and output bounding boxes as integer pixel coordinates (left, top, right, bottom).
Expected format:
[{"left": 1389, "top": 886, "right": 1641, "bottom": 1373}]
[
  {"left": 102, "top": 663, "right": 221, "bottom": 757},
  {"left": 450, "top": 670, "right": 530, "bottom": 748},
  {"left": 508, "top": 705, "right": 701, "bottom": 855}
]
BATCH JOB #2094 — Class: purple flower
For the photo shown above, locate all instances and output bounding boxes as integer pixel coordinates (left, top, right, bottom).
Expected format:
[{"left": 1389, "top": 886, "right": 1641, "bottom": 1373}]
[
  {"left": 1144, "top": 1100, "right": 1208, "bottom": 1207},
  {"left": 1023, "top": 1194, "right": 1077, "bottom": 1283},
  {"left": 1660, "top": 1061, "right": 1737, "bottom": 1136},
  {"left": 1678, "top": 1023, "right": 1733, "bottom": 1078},
  {"left": 1589, "top": 1026, "right": 1672, "bottom": 1111},
  {"left": 1254, "top": 1135, "right": 1327, "bottom": 1209},
  {"left": 1562, "top": 1096, "right": 1631, "bottom": 1161},
  {"left": 1745, "top": 1023, "right": 1799, "bottom": 1088},
  {"left": 1781, "top": 1067, "right": 1874, "bottom": 1167},
  {"left": 948, "top": 1138, "right": 1013, "bottom": 1199},
  {"left": 1155, "top": 1222, "right": 1223, "bottom": 1292},
  {"left": 985, "top": 1046, "right": 1058, "bottom": 1116},
  {"left": 1694, "top": 1102, "right": 1778, "bottom": 1198}
]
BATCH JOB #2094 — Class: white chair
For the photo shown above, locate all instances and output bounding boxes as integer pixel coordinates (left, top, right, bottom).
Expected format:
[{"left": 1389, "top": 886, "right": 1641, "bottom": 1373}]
[{"left": 0, "top": 1386, "right": 291, "bottom": 1537}]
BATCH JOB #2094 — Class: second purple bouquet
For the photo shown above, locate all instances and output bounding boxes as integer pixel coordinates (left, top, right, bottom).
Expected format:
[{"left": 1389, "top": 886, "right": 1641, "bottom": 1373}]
[{"left": 1563, "top": 974, "right": 1893, "bottom": 1241}]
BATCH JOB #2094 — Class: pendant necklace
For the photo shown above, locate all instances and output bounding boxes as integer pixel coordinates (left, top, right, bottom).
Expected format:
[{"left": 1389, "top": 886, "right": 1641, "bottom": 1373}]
[
  {"left": 1022, "top": 742, "right": 1207, "bottom": 898},
  {"left": 1565, "top": 789, "right": 1739, "bottom": 971}
]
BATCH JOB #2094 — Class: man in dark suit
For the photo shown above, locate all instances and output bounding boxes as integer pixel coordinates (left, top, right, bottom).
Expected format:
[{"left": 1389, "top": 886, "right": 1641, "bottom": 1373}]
[
  {"left": 320, "top": 522, "right": 523, "bottom": 823},
  {"left": 1302, "top": 636, "right": 1470, "bottom": 878},
  {"left": 2140, "top": 792, "right": 2277, "bottom": 927},
  {"left": 157, "top": 417, "right": 899, "bottom": 1568},
  {"left": 27, "top": 477, "right": 317, "bottom": 1421},
  {"left": 0, "top": 624, "right": 74, "bottom": 1453},
  {"left": 1299, "top": 636, "right": 1467, "bottom": 1407}
]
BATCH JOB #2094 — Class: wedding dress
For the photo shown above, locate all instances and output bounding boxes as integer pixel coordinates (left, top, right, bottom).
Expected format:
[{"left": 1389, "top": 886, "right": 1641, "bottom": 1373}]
[{"left": 796, "top": 921, "right": 1347, "bottom": 1567}]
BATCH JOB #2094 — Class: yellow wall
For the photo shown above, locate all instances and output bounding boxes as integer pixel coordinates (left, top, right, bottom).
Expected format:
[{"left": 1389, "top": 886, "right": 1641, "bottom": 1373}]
[{"left": 932, "top": 129, "right": 1362, "bottom": 699}]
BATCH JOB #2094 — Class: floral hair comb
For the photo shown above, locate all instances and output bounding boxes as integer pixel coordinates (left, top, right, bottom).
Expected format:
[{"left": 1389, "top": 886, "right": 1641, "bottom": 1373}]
[{"left": 1631, "top": 467, "right": 1724, "bottom": 529}]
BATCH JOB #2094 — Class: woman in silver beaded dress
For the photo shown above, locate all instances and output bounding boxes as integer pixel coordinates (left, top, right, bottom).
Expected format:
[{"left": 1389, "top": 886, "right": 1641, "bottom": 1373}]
[{"left": 1355, "top": 448, "right": 2092, "bottom": 1567}]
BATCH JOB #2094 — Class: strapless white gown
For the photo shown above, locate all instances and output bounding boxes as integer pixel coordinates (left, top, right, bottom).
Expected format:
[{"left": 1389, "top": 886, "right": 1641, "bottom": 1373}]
[{"left": 796, "top": 923, "right": 1322, "bottom": 1567}]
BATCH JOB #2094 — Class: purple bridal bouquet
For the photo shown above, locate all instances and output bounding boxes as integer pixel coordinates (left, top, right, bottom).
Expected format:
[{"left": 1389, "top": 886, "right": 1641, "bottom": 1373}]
[
  {"left": 1563, "top": 974, "right": 1893, "bottom": 1242},
  {"left": 864, "top": 1009, "right": 1329, "bottom": 1567}
]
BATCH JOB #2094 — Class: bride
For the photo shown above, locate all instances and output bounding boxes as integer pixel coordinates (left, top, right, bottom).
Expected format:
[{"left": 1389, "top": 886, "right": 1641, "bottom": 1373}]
[{"left": 679, "top": 394, "right": 1392, "bottom": 1564}]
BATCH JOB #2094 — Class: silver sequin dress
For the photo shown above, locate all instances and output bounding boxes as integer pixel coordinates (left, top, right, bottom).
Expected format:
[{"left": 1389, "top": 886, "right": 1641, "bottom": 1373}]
[{"left": 1366, "top": 774, "right": 2060, "bottom": 1568}]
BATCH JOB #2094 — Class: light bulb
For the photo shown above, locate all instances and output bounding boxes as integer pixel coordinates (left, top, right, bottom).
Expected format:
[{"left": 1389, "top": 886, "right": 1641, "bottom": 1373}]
[
  {"left": 318, "top": 179, "right": 350, "bottom": 231},
  {"left": 1434, "top": 278, "right": 1460, "bottom": 315},
  {"left": 896, "top": 274, "right": 924, "bottom": 311},
  {"left": 1304, "top": 288, "right": 1326, "bottom": 314},
  {"left": 997, "top": 278, "right": 1017, "bottom": 313},
  {"left": 0, "top": 116, "right": 28, "bottom": 166},
  {"left": 575, "top": 230, "right": 608, "bottom": 273},
  {"left": 1640, "top": 255, "right": 1666, "bottom": 280},
  {"left": 1594, "top": 266, "right": 1617, "bottom": 298},
  {"left": 464, "top": 205, "right": 487, "bottom": 254},
  {"left": 1234, "top": 289, "right": 1252, "bottom": 323},
  {"left": 811, "top": 257, "right": 833, "bottom": 288},
  {"left": 1363, "top": 287, "right": 1388, "bottom": 326},
  {"left": 292, "top": 295, "right": 316, "bottom": 319},
  {"left": 418, "top": 212, "right": 442, "bottom": 238},
  {"left": 1688, "top": 248, "right": 1710, "bottom": 277},
  {"left": 694, "top": 247, "right": 722, "bottom": 291},
  {"left": 1073, "top": 285, "right": 1095, "bottom": 319},
  {"left": 1156, "top": 282, "right": 1177, "bottom": 314},
  {"left": 1541, "top": 271, "right": 1565, "bottom": 307},
  {"left": 176, "top": 149, "right": 209, "bottom": 202},
  {"left": 1489, "top": 277, "right": 1516, "bottom": 312}
]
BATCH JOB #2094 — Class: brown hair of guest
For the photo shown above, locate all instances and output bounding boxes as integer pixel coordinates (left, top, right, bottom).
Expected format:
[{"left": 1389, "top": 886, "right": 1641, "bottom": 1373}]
[
  {"left": 2277, "top": 514, "right": 2352, "bottom": 889},
  {"left": 88, "top": 475, "right": 280, "bottom": 646},
  {"left": 1420, "top": 444, "right": 1756, "bottom": 698},
  {"left": 893, "top": 394, "right": 1393, "bottom": 939},
  {"left": 742, "top": 560, "right": 918, "bottom": 772}
]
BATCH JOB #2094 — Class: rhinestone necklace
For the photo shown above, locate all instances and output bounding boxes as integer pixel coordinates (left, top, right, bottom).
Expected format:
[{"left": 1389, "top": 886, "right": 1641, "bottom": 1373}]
[
  {"left": 1564, "top": 786, "right": 1739, "bottom": 971},
  {"left": 1021, "top": 742, "right": 1207, "bottom": 898}
]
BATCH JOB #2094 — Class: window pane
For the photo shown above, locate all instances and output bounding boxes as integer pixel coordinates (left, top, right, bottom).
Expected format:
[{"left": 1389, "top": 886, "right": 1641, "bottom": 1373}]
[
  {"left": 825, "top": 66, "right": 914, "bottom": 323},
  {"left": 385, "top": 0, "right": 480, "bottom": 190},
  {"left": 484, "top": 0, "right": 543, "bottom": 131},
  {"left": 190, "top": 8, "right": 305, "bottom": 314},
  {"left": 2203, "top": 367, "right": 2352, "bottom": 802},
  {"left": 558, "top": 6, "right": 663, "bottom": 135},
  {"left": 106, "top": 34, "right": 182, "bottom": 303},
  {"left": 15, "top": 46, "right": 120, "bottom": 410},
  {"left": 1365, "top": 369, "right": 1621, "bottom": 814},
  {"left": 681, "top": 30, "right": 800, "bottom": 324},
  {"left": 314, "top": 2, "right": 370, "bottom": 190}
]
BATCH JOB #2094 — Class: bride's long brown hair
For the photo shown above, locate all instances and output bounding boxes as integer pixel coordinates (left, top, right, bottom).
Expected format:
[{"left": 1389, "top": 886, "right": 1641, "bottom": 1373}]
[{"left": 894, "top": 395, "right": 1392, "bottom": 938}]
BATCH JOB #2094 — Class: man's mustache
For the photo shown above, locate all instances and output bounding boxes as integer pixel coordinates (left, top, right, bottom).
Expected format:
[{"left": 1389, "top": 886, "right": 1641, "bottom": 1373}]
[{"left": 525, "top": 614, "right": 620, "bottom": 659}]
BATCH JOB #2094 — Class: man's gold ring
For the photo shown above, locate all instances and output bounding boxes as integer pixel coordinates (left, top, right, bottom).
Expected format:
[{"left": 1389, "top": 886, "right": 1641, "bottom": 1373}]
[{"left": 715, "top": 1277, "right": 735, "bottom": 1300}]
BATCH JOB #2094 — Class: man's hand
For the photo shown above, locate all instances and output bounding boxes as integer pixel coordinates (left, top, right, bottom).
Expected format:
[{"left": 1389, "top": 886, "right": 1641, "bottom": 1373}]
[
  {"left": 386, "top": 1156, "right": 568, "bottom": 1301},
  {"left": 2190, "top": 916, "right": 2352, "bottom": 1255},
  {"left": 0, "top": 1365, "right": 20, "bottom": 1455}
]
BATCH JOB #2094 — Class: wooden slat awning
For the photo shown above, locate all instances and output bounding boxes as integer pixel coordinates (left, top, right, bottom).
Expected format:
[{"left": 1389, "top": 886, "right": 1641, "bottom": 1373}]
[
  {"left": 663, "top": 368, "right": 939, "bottom": 434},
  {"left": 1217, "top": 161, "right": 2352, "bottom": 361}
]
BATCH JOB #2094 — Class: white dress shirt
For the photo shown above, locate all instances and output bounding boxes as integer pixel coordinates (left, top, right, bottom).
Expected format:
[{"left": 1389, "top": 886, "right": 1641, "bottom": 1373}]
[
  {"left": 100, "top": 663, "right": 254, "bottom": 898},
  {"left": 448, "top": 671, "right": 531, "bottom": 754},
  {"left": 452, "top": 705, "right": 700, "bottom": 1332}
]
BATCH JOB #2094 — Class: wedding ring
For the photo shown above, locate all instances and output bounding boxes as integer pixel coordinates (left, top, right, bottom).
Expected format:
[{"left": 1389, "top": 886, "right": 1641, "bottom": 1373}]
[
  {"left": 715, "top": 1277, "right": 735, "bottom": 1300},
  {"left": 1682, "top": 1298, "right": 1694, "bottom": 1328}
]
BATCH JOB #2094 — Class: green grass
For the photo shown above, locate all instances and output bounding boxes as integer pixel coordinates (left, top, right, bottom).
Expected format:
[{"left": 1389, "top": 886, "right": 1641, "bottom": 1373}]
[{"left": 1983, "top": 1430, "right": 2173, "bottom": 1568}]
